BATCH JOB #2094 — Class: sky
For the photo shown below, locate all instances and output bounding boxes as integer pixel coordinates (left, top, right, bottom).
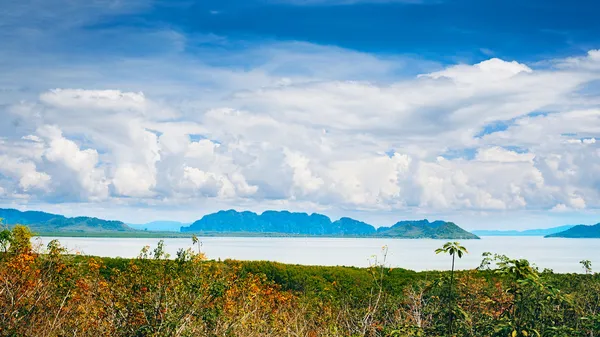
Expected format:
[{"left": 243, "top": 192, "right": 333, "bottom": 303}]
[{"left": 1, "top": 0, "right": 600, "bottom": 229}]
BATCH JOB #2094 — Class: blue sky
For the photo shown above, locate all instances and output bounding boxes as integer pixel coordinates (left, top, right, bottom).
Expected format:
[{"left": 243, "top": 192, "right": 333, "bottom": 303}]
[
  {"left": 141, "top": 0, "right": 600, "bottom": 61},
  {"left": 1, "top": 0, "right": 600, "bottom": 229}
]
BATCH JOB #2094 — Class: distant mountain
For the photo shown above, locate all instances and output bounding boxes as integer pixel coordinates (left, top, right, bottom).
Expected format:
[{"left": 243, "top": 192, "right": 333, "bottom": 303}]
[
  {"left": 181, "top": 210, "right": 478, "bottom": 239},
  {"left": 545, "top": 223, "right": 600, "bottom": 238},
  {"left": 128, "top": 221, "right": 188, "bottom": 232},
  {"left": 332, "top": 217, "right": 376, "bottom": 235},
  {"left": 182, "top": 210, "right": 343, "bottom": 235},
  {"left": 377, "top": 220, "right": 479, "bottom": 239},
  {"left": 472, "top": 225, "right": 575, "bottom": 237},
  {"left": 0, "top": 208, "right": 133, "bottom": 233}
]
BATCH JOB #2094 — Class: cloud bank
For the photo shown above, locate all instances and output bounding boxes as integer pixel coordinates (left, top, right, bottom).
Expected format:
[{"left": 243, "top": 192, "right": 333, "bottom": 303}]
[{"left": 1, "top": 49, "right": 600, "bottom": 216}]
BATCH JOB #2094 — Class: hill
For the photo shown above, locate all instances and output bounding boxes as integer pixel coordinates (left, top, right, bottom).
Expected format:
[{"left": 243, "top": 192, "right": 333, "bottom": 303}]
[
  {"left": 472, "top": 225, "right": 574, "bottom": 237},
  {"left": 0, "top": 208, "right": 133, "bottom": 233},
  {"left": 181, "top": 210, "right": 478, "bottom": 239},
  {"left": 377, "top": 220, "right": 480, "bottom": 239},
  {"left": 545, "top": 223, "right": 600, "bottom": 238}
]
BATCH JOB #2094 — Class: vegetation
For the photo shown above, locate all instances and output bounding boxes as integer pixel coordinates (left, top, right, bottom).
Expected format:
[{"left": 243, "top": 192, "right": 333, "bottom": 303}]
[
  {"left": 2, "top": 208, "right": 479, "bottom": 239},
  {"left": 435, "top": 242, "right": 468, "bottom": 335},
  {"left": 0, "top": 208, "right": 133, "bottom": 233},
  {"left": 1, "top": 225, "right": 599, "bottom": 336},
  {"left": 546, "top": 223, "right": 600, "bottom": 238},
  {"left": 182, "top": 209, "right": 376, "bottom": 235},
  {"left": 34, "top": 231, "right": 193, "bottom": 238},
  {"left": 377, "top": 220, "right": 479, "bottom": 239},
  {"left": 183, "top": 210, "right": 478, "bottom": 239}
]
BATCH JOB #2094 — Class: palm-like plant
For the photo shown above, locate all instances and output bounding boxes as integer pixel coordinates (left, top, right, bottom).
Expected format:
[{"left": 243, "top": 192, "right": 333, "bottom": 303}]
[
  {"left": 435, "top": 241, "right": 468, "bottom": 285},
  {"left": 580, "top": 259, "right": 592, "bottom": 275},
  {"left": 435, "top": 241, "right": 468, "bottom": 334}
]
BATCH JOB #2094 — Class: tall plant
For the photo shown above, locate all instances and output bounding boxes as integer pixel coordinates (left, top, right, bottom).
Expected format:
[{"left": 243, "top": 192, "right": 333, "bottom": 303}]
[
  {"left": 0, "top": 218, "right": 13, "bottom": 253},
  {"left": 580, "top": 259, "right": 593, "bottom": 275},
  {"left": 435, "top": 241, "right": 468, "bottom": 335}
]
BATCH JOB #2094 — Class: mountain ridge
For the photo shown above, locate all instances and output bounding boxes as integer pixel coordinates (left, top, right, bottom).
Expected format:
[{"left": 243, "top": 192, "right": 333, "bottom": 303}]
[
  {"left": 0, "top": 208, "right": 133, "bottom": 233},
  {"left": 545, "top": 223, "right": 600, "bottom": 238},
  {"left": 472, "top": 225, "right": 575, "bottom": 237},
  {"left": 1, "top": 207, "right": 479, "bottom": 239},
  {"left": 181, "top": 210, "right": 479, "bottom": 239}
]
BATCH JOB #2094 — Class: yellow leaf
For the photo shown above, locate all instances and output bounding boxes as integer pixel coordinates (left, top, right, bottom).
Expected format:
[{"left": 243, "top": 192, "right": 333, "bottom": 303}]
[{"left": 512, "top": 330, "right": 517, "bottom": 337}]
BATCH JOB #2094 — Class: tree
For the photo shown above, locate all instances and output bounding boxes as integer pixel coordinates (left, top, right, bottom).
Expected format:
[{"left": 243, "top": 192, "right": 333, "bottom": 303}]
[
  {"left": 8, "top": 225, "right": 32, "bottom": 254},
  {"left": 0, "top": 218, "right": 13, "bottom": 253},
  {"left": 192, "top": 234, "right": 202, "bottom": 254},
  {"left": 435, "top": 241, "right": 468, "bottom": 335},
  {"left": 435, "top": 242, "right": 468, "bottom": 289},
  {"left": 580, "top": 259, "right": 593, "bottom": 275}
]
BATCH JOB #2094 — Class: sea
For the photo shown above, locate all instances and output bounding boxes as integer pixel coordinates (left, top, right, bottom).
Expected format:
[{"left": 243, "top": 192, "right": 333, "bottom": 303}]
[{"left": 34, "top": 236, "right": 600, "bottom": 273}]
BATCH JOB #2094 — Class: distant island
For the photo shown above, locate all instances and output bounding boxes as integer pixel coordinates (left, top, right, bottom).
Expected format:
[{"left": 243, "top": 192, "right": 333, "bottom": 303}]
[
  {"left": 545, "top": 223, "right": 600, "bottom": 238},
  {"left": 472, "top": 225, "right": 575, "bottom": 237},
  {"left": 1, "top": 207, "right": 476, "bottom": 239},
  {"left": 181, "top": 210, "right": 480, "bottom": 239},
  {"left": 0, "top": 208, "right": 132, "bottom": 233}
]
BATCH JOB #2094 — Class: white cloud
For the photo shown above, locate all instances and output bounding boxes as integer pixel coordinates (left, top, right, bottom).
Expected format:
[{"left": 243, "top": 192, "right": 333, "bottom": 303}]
[
  {"left": 423, "top": 58, "right": 532, "bottom": 84},
  {"left": 1, "top": 45, "right": 600, "bottom": 216},
  {"left": 284, "top": 149, "right": 324, "bottom": 196},
  {"left": 112, "top": 164, "right": 156, "bottom": 198},
  {"left": 181, "top": 166, "right": 257, "bottom": 198},
  {"left": 0, "top": 155, "right": 51, "bottom": 191},
  {"left": 40, "top": 89, "right": 146, "bottom": 111},
  {"left": 475, "top": 147, "right": 535, "bottom": 163},
  {"left": 550, "top": 203, "right": 569, "bottom": 212},
  {"left": 556, "top": 50, "right": 600, "bottom": 71},
  {"left": 19, "top": 170, "right": 52, "bottom": 191}
]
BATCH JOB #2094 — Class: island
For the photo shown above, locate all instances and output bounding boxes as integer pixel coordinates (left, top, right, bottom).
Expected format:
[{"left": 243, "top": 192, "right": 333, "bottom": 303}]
[
  {"left": 181, "top": 210, "right": 480, "bottom": 239},
  {"left": 0, "top": 208, "right": 132, "bottom": 233},
  {"left": 545, "top": 223, "right": 600, "bottom": 238},
  {"left": 472, "top": 225, "right": 575, "bottom": 237},
  {"left": 1, "top": 208, "right": 479, "bottom": 239}
]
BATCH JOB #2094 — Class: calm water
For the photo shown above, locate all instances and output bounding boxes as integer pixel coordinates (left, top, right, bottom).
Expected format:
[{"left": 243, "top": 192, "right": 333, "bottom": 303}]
[{"left": 34, "top": 236, "right": 600, "bottom": 273}]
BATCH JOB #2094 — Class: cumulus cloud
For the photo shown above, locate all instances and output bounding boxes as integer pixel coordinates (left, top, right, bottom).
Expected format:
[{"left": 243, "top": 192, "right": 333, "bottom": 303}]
[
  {"left": 38, "top": 125, "right": 109, "bottom": 200},
  {"left": 423, "top": 58, "right": 533, "bottom": 84},
  {"left": 1, "top": 47, "right": 600, "bottom": 215},
  {"left": 475, "top": 147, "right": 535, "bottom": 163},
  {"left": 0, "top": 155, "right": 51, "bottom": 192},
  {"left": 40, "top": 89, "right": 146, "bottom": 112}
]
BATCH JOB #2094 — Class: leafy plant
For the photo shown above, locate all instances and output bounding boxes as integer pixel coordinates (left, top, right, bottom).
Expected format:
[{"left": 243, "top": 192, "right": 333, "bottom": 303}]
[
  {"left": 580, "top": 259, "right": 592, "bottom": 275},
  {"left": 435, "top": 241, "right": 468, "bottom": 335}
]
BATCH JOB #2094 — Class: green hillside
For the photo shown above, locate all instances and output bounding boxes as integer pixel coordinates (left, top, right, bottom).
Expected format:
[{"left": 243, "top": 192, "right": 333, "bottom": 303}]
[
  {"left": 545, "top": 223, "right": 600, "bottom": 238},
  {"left": 0, "top": 208, "right": 133, "bottom": 233},
  {"left": 376, "top": 220, "right": 480, "bottom": 239}
]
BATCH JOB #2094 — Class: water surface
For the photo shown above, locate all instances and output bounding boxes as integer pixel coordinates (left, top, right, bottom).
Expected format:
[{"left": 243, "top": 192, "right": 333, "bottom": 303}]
[{"left": 35, "top": 236, "right": 600, "bottom": 273}]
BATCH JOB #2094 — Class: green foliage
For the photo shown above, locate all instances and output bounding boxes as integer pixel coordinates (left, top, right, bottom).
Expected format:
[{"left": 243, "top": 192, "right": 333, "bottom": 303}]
[
  {"left": 0, "top": 218, "right": 13, "bottom": 253},
  {"left": 580, "top": 259, "right": 592, "bottom": 274},
  {"left": 0, "top": 208, "right": 133, "bottom": 233},
  {"left": 183, "top": 210, "right": 478, "bottom": 239},
  {"left": 8, "top": 224, "right": 32, "bottom": 254},
  {"left": 381, "top": 221, "right": 480, "bottom": 239},
  {"left": 546, "top": 223, "right": 600, "bottom": 238},
  {"left": 435, "top": 242, "right": 469, "bottom": 335},
  {"left": 435, "top": 241, "right": 468, "bottom": 258},
  {"left": 0, "top": 228, "right": 598, "bottom": 337}
]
